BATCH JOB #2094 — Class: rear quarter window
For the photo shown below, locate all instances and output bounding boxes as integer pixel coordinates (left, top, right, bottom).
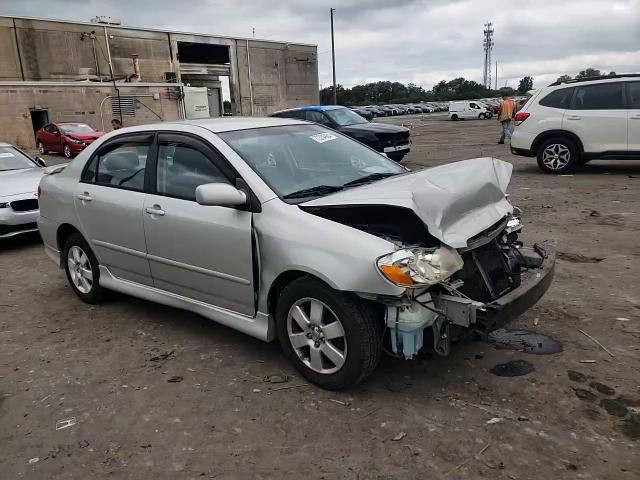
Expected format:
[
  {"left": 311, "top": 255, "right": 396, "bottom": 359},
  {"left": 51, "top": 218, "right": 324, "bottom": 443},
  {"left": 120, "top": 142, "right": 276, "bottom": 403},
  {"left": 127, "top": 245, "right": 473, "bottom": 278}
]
[{"left": 539, "top": 87, "right": 574, "bottom": 108}]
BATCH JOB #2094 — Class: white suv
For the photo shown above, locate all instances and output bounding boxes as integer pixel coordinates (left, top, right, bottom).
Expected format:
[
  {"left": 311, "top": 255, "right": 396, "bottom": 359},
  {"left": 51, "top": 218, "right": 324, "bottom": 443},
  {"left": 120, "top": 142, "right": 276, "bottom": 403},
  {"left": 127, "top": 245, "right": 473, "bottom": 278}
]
[{"left": 510, "top": 75, "right": 640, "bottom": 173}]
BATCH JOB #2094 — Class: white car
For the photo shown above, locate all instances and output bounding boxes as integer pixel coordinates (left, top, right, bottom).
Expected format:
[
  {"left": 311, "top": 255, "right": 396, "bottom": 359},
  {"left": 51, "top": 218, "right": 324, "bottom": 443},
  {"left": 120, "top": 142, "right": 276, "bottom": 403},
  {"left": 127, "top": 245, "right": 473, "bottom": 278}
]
[
  {"left": 510, "top": 75, "right": 640, "bottom": 173},
  {"left": 448, "top": 101, "right": 492, "bottom": 120},
  {"left": 0, "top": 143, "right": 47, "bottom": 239}
]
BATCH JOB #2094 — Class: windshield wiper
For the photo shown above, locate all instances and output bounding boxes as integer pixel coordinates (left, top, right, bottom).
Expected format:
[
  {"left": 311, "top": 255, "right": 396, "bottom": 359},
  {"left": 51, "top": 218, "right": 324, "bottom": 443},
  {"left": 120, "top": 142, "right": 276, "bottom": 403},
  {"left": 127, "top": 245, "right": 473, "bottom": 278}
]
[
  {"left": 283, "top": 184, "right": 344, "bottom": 200},
  {"left": 343, "top": 172, "right": 398, "bottom": 187}
]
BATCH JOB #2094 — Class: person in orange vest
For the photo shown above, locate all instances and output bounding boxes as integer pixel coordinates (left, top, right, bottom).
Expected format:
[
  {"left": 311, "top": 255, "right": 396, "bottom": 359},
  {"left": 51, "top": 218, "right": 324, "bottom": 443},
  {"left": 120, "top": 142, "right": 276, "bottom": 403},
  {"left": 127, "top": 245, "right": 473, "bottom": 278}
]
[{"left": 497, "top": 94, "right": 516, "bottom": 144}]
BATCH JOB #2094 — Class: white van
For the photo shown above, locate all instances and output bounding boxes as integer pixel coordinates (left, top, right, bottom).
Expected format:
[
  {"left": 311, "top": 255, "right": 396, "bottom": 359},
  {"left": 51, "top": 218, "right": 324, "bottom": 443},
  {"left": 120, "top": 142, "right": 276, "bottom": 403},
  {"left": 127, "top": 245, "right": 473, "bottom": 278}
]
[{"left": 448, "top": 101, "right": 492, "bottom": 120}]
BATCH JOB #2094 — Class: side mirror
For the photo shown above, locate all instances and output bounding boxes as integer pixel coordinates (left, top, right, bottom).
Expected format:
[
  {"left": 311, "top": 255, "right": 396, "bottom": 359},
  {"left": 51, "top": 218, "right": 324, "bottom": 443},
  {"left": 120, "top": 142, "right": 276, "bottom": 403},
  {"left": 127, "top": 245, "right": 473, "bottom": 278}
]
[
  {"left": 34, "top": 156, "right": 46, "bottom": 167},
  {"left": 195, "top": 183, "right": 247, "bottom": 207}
]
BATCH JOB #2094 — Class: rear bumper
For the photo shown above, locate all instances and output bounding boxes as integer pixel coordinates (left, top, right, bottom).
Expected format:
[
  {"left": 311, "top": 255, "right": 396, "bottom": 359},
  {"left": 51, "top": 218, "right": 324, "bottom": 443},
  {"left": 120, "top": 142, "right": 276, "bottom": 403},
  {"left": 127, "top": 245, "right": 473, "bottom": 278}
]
[{"left": 510, "top": 146, "right": 535, "bottom": 157}]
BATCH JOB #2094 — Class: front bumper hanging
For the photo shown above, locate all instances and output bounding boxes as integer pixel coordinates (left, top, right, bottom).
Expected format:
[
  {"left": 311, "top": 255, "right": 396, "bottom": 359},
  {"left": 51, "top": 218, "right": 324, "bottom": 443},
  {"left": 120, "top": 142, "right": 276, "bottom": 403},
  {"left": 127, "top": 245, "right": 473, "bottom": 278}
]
[{"left": 434, "top": 246, "right": 556, "bottom": 336}]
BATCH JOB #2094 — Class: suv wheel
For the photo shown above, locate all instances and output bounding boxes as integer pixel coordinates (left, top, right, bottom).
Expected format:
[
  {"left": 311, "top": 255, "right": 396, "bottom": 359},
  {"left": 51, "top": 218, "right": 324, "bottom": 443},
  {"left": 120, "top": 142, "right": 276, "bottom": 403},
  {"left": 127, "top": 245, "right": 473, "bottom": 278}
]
[
  {"left": 275, "top": 278, "right": 383, "bottom": 390},
  {"left": 63, "top": 233, "right": 107, "bottom": 304},
  {"left": 451, "top": 114, "right": 459, "bottom": 121},
  {"left": 536, "top": 137, "right": 579, "bottom": 174}
]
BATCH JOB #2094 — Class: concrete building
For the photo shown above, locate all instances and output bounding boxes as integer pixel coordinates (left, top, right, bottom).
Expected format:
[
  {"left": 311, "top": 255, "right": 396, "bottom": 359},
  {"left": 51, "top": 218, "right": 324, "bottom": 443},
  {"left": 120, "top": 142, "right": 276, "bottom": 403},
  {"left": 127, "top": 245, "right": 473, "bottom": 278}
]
[{"left": 0, "top": 15, "right": 319, "bottom": 149}]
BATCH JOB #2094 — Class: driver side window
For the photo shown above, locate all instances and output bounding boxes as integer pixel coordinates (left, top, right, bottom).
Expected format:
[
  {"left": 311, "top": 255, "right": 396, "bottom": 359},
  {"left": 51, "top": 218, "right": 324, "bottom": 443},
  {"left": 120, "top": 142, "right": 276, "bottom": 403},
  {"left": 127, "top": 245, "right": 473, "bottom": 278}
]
[{"left": 156, "top": 142, "right": 230, "bottom": 201}]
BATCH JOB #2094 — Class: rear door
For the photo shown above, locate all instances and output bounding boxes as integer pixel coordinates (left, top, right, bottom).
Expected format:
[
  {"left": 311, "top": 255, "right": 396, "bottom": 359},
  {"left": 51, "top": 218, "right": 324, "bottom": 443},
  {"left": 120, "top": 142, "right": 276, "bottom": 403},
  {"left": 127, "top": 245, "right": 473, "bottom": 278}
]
[
  {"left": 142, "top": 133, "right": 255, "bottom": 315},
  {"left": 627, "top": 81, "right": 640, "bottom": 155},
  {"left": 565, "top": 82, "right": 627, "bottom": 153},
  {"left": 75, "top": 133, "right": 154, "bottom": 286}
]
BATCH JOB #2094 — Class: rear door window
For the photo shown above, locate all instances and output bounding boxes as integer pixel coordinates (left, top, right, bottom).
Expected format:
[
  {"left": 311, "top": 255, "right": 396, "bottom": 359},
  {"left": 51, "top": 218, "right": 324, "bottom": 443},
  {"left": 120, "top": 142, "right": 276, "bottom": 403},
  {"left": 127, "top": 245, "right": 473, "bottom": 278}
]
[
  {"left": 539, "top": 87, "right": 574, "bottom": 108},
  {"left": 628, "top": 82, "right": 640, "bottom": 109},
  {"left": 572, "top": 83, "right": 624, "bottom": 110}
]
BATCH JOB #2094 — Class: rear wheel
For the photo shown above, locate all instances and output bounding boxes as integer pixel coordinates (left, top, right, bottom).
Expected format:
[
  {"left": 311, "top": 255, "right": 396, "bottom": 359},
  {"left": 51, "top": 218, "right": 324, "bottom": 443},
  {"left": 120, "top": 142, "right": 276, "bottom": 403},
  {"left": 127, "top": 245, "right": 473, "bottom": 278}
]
[
  {"left": 37, "top": 141, "right": 47, "bottom": 155},
  {"left": 536, "top": 137, "right": 579, "bottom": 174},
  {"left": 63, "top": 233, "right": 107, "bottom": 304},
  {"left": 451, "top": 114, "right": 459, "bottom": 121},
  {"left": 275, "top": 277, "right": 383, "bottom": 390}
]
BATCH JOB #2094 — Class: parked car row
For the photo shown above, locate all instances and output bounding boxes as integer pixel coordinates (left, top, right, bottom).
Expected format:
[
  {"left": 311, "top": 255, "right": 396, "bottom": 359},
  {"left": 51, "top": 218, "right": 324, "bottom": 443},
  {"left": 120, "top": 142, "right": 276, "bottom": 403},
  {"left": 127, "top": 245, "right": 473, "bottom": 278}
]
[{"left": 349, "top": 102, "right": 448, "bottom": 118}]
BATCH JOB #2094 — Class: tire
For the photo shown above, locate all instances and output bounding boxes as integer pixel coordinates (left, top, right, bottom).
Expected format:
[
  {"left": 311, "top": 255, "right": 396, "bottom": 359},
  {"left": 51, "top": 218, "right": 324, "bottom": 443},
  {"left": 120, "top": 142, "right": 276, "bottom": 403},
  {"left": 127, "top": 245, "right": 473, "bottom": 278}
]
[
  {"left": 63, "top": 232, "right": 107, "bottom": 304},
  {"left": 63, "top": 144, "right": 72, "bottom": 159},
  {"left": 37, "top": 141, "right": 48, "bottom": 155},
  {"left": 387, "top": 152, "right": 407, "bottom": 162},
  {"left": 275, "top": 277, "right": 383, "bottom": 390},
  {"left": 451, "top": 114, "right": 459, "bottom": 121},
  {"left": 536, "top": 137, "right": 579, "bottom": 174},
  {"left": 478, "top": 113, "right": 486, "bottom": 120}
]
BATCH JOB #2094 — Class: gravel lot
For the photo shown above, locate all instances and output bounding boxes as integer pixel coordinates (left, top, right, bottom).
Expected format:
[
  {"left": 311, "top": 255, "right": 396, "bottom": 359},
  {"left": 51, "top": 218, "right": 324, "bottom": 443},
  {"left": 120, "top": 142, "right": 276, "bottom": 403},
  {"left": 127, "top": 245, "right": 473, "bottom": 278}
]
[{"left": 2, "top": 114, "right": 639, "bottom": 479}]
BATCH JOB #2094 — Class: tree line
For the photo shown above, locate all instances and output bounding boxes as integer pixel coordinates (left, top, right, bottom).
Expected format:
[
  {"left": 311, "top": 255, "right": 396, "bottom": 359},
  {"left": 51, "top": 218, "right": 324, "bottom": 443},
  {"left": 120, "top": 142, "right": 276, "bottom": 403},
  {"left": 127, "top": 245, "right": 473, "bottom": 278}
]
[{"left": 320, "top": 67, "right": 618, "bottom": 106}]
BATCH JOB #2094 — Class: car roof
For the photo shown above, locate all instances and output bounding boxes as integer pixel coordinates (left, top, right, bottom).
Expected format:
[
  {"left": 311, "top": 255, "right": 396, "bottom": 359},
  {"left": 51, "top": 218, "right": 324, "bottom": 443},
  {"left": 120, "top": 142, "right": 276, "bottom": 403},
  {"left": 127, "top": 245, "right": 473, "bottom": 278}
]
[
  {"left": 137, "top": 116, "right": 309, "bottom": 134},
  {"left": 0, "top": 142, "right": 13, "bottom": 147},
  {"left": 273, "top": 105, "right": 345, "bottom": 114}
]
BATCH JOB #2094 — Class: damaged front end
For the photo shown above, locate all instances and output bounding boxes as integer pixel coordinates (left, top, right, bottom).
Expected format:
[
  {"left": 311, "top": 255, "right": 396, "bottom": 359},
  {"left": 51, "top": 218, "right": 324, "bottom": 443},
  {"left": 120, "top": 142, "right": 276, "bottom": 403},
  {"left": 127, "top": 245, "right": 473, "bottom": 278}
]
[
  {"left": 300, "top": 158, "right": 555, "bottom": 360},
  {"left": 380, "top": 217, "right": 554, "bottom": 359}
]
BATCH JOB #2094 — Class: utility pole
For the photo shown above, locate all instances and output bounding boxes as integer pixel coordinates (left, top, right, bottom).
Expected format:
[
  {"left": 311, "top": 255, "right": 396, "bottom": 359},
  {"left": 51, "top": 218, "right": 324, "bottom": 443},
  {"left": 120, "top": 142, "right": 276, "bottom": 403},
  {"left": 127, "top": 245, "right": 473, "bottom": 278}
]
[
  {"left": 330, "top": 8, "right": 337, "bottom": 105},
  {"left": 252, "top": 27, "right": 255, "bottom": 38},
  {"left": 495, "top": 61, "right": 498, "bottom": 90}
]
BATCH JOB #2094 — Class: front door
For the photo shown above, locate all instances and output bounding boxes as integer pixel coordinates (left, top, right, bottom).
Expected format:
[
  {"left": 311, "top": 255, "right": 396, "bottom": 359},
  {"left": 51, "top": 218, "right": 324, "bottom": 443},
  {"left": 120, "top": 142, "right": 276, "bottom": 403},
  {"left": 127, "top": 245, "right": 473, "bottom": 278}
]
[
  {"left": 143, "top": 133, "right": 255, "bottom": 316},
  {"left": 564, "top": 82, "right": 627, "bottom": 153},
  {"left": 627, "top": 81, "right": 640, "bottom": 155},
  {"left": 74, "top": 134, "right": 154, "bottom": 286}
]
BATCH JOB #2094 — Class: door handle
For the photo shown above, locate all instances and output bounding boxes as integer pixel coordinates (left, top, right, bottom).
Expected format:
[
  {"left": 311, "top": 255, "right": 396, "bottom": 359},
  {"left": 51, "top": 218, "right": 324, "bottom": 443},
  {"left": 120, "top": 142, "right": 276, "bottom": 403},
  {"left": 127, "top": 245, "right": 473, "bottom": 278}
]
[
  {"left": 145, "top": 205, "right": 165, "bottom": 216},
  {"left": 76, "top": 192, "right": 92, "bottom": 202},
  {"left": 566, "top": 115, "right": 581, "bottom": 120},
  {"left": 631, "top": 115, "right": 640, "bottom": 120}
]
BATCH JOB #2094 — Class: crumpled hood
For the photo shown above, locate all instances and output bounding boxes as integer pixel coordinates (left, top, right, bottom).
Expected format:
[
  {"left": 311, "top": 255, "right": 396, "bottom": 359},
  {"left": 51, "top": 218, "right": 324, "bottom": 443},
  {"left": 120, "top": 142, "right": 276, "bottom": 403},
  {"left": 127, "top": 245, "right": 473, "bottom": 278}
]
[
  {"left": 302, "top": 157, "right": 513, "bottom": 248},
  {"left": 0, "top": 168, "right": 44, "bottom": 197}
]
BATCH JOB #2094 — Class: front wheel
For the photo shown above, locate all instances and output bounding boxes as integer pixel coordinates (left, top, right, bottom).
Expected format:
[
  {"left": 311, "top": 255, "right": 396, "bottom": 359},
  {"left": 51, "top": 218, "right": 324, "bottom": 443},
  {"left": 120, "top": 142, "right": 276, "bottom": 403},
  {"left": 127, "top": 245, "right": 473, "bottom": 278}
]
[
  {"left": 478, "top": 113, "right": 486, "bottom": 119},
  {"left": 63, "top": 233, "right": 107, "bottom": 304},
  {"left": 275, "top": 278, "right": 383, "bottom": 390},
  {"left": 63, "top": 144, "right": 73, "bottom": 159},
  {"left": 536, "top": 137, "right": 579, "bottom": 174},
  {"left": 451, "top": 114, "right": 459, "bottom": 121}
]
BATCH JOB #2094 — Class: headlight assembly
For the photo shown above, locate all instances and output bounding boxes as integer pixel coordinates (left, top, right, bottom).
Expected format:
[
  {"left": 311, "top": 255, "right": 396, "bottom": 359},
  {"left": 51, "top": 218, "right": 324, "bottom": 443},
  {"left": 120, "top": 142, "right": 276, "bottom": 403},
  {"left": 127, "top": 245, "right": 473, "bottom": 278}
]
[{"left": 377, "top": 245, "right": 464, "bottom": 287}]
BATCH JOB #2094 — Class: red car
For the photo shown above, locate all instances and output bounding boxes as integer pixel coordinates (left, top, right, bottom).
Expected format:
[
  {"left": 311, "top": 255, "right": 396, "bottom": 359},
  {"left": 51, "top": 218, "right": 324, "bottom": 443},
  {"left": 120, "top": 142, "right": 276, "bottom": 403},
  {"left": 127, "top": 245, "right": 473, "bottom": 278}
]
[{"left": 36, "top": 122, "right": 104, "bottom": 159}]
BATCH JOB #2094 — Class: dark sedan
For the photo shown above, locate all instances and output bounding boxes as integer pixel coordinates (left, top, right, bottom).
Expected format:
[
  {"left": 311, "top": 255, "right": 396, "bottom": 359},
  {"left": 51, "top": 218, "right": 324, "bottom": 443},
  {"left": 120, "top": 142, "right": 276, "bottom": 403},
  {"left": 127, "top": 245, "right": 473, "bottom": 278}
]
[{"left": 271, "top": 106, "right": 411, "bottom": 161}]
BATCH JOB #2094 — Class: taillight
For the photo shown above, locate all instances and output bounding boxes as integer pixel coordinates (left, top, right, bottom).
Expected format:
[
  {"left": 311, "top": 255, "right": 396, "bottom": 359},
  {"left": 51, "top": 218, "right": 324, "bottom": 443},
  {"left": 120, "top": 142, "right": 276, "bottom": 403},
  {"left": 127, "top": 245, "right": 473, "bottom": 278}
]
[{"left": 514, "top": 112, "right": 530, "bottom": 126}]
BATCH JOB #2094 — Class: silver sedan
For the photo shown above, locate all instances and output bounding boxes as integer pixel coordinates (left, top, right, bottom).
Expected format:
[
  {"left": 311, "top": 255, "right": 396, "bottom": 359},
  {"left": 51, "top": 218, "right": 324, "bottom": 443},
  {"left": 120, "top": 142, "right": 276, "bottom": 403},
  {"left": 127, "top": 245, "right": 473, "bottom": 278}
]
[
  {"left": 38, "top": 117, "right": 555, "bottom": 390},
  {"left": 0, "top": 143, "right": 47, "bottom": 239}
]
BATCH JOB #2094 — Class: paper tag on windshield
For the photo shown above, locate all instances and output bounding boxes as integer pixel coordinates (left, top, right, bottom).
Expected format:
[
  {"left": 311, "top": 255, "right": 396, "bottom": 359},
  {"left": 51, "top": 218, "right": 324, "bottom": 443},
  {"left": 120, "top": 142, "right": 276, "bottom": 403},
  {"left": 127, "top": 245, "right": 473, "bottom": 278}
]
[
  {"left": 309, "top": 133, "right": 338, "bottom": 144},
  {"left": 0, "top": 152, "right": 15, "bottom": 158}
]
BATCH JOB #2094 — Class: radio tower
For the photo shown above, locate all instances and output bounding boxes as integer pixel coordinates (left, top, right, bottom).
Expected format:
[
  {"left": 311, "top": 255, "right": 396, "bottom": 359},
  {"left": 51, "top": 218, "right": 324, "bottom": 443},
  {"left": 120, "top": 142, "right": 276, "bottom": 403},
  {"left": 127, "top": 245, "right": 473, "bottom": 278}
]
[{"left": 483, "top": 22, "right": 494, "bottom": 89}]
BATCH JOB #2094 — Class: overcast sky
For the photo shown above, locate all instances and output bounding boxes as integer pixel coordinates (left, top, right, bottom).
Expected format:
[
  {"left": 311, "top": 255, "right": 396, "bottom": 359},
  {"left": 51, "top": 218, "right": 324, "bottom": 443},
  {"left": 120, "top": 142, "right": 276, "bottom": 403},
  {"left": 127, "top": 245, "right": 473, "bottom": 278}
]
[{"left": 2, "top": 0, "right": 639, "bottom": 90}]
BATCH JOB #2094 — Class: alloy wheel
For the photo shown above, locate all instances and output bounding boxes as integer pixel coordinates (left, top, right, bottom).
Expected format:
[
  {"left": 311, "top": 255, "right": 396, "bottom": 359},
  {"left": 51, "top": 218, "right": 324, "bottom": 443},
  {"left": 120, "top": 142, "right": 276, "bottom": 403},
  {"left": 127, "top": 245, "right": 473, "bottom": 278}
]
[
  {"left": 37, "top": 142, "right": 45, "bottom": 154},
  {"left": 542, "top": 143, "right": 571, "bottom": 170},
  {"left": 287, "top": 298, "right": 347, "bottom": 374},
  {"left": 67, "top": 245, "right": 93, "bottom": 294},
  {"left": 64, "top": 144, "right": 71, "bottom": 158}
]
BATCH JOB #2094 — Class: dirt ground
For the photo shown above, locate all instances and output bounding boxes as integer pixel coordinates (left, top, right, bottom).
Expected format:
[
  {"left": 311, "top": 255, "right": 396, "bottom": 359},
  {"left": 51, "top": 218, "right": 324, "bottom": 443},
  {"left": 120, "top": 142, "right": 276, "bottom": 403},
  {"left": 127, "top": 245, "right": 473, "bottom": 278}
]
[{"left": 1, "top": 114, "right": 639, "bottom": 479}]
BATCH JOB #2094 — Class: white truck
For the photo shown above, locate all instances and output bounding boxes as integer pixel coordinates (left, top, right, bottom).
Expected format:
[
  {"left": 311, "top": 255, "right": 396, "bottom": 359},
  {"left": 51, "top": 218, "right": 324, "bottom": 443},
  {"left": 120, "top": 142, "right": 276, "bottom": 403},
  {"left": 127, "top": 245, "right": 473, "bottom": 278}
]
[{"left": 448, "top": 101, "right": 493, "bottom": 121}]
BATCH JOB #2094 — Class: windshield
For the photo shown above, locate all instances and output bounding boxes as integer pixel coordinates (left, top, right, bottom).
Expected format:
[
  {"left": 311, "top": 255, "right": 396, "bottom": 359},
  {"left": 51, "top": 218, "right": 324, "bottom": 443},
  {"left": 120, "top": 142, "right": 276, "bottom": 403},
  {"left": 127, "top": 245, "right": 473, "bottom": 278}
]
[
  {"left": 59, "top": 123, "right": 94, "bottom": 134},
  {"left": 219, "top": 124, "right": 405, "bottom": 201},
  {"left": 0, "top": 146, "right": 36, "bottom": 171},
  {"left": 324, "top": 108, "right": 368, "bottom": 126}
]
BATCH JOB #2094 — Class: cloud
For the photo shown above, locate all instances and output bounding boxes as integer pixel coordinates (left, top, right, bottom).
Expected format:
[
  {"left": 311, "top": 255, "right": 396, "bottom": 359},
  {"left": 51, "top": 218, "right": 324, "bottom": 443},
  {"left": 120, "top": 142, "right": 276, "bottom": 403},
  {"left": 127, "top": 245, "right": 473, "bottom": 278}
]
[{"left": 1, "top": 0, "right": 638, "bottom": 89}]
